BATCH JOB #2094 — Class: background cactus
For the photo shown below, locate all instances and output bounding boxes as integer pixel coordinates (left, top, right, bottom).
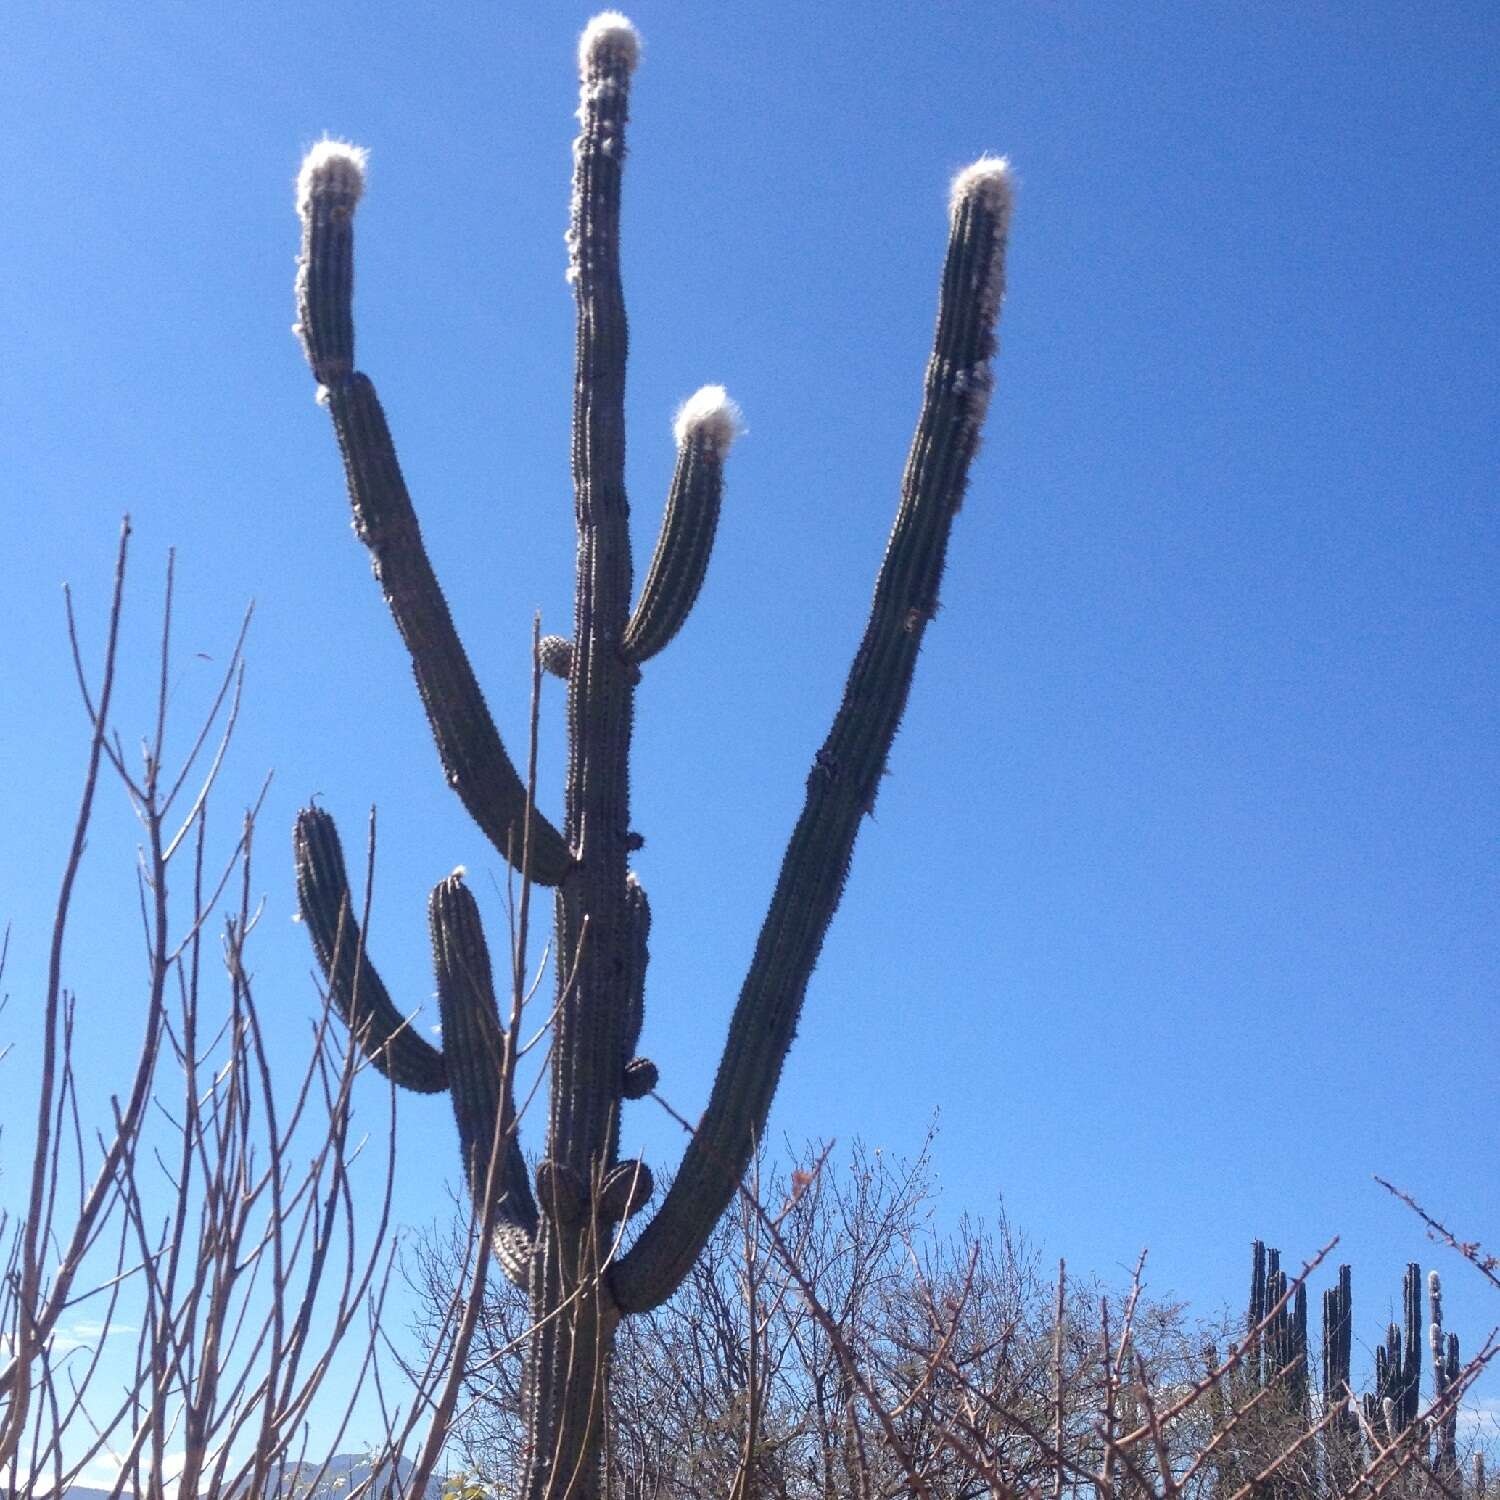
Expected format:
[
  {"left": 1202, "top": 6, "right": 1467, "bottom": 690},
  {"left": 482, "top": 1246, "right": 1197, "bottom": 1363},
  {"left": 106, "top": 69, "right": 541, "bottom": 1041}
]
[
  {"left": 1239, "top": 1243, "right": 1476, "bottom": 1496},
  {"left": 291, "top": 12, "right": 1012, "bottom": 1496},
  {"left": 1362, "top": 1262, "right": 1424, "bottom": 1441}
]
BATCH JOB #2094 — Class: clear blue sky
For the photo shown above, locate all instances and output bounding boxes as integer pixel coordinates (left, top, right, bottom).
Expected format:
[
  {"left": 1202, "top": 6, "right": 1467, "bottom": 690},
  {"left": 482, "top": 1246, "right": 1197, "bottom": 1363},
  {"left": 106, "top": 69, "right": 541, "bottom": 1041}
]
[{"left": 3, "top": 0, "right": 1496, "bottom": 1464}]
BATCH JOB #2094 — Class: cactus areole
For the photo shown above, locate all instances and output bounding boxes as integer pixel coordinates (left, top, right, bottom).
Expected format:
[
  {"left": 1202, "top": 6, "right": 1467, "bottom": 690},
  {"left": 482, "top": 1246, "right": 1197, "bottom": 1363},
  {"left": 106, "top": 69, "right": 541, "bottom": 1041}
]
[{"left": 292, "top": 13, "right": 1013, "bottom": 1497}]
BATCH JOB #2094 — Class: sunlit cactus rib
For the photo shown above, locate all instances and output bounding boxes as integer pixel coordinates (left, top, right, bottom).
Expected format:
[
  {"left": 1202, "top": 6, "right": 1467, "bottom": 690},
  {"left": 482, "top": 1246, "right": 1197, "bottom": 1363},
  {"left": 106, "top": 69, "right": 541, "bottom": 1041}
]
[{"left": 292, "top": 10, "right": 1013, "bottom": 1494}]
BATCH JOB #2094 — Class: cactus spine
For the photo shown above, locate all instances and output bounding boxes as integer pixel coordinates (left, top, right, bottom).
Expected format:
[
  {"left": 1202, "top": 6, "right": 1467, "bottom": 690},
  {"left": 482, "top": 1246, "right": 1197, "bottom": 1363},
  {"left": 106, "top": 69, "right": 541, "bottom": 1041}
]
[{"left": 291, "top": 14, "right": 1013, "bottom": 1498}]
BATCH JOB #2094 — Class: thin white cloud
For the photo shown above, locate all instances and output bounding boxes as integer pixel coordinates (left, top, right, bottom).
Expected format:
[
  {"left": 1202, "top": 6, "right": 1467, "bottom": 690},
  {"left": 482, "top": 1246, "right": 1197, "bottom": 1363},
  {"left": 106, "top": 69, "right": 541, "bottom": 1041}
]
[
  {"left": 1458, "top": 1395, "right": 1500, "bottom": 1437},
  {"left": 38, "top": 1448, "right": 189, "bottom": 1499}
]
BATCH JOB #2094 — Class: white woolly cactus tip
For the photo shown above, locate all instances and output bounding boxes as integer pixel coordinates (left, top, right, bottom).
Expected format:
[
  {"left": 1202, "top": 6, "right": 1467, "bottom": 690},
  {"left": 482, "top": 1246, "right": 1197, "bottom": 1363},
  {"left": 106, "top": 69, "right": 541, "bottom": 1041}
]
[
  {"left": 673, "top": 385, "right": 744, "bottom": 453},
  {"left": 296, "top": 139, "right": 369, "bottom": 212},
  {"left": 949, "top": 155, "right": 1014, "bottom": 222},
  {"left": 579, "top": 11, "right": 640, "bottom": 74}
]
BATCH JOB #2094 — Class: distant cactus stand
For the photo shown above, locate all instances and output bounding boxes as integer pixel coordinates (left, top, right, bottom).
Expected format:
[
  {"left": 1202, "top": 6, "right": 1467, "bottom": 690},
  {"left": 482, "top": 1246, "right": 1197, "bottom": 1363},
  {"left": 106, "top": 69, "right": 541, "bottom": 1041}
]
[
  {"left": 1214, "top": 1243, "right": 1471, "bottom": 1498},
  {"left": 292, "top": 13, "right": 1012, "bottom": 1496}
]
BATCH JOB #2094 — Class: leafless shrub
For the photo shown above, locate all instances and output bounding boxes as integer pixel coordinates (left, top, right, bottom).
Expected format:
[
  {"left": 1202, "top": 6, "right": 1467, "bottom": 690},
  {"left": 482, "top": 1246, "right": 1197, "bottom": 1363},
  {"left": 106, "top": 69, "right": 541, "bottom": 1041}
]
[
  {"left": 412, "top": 1119, "right": 1498, "bottom": 1500},
  {"left": 0, "top": 527, "right": 488, "bottom": 1499}
]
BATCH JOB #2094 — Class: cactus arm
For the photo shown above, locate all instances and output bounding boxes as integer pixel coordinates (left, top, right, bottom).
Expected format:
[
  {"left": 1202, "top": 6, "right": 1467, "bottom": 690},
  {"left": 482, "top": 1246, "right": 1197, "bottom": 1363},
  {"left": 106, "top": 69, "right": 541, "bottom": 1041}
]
[
  {"left": 1247, "top": 1240, "right": 1266, "bottom": 1388},
  {"left": 292, "top": 807, "right": 448, "bottom": 1094},
  {"left": 296, "top": 147, "right": 571, "bottom": 886},
  {"left": 610, "top": 159, "right": 1014, "bottom": 1315},
  {"left": 619, "top": 874, "right": 656, "bottom": 1098},
  {"left": 1290, "top": 1279, "right": 1309, "bottom": 1412},
  {"left": 1441, "top": 1331, "right": 1459, "bottom": 1474},
  {"left": 621, "top": 872, "right": 649, "bottom": 1065},
  {"left": 622, "top": 387, "right": 741, "bottom": 665},
  {"left": 429, "top": 873, "right": 537, "bottom": 1288},
  {"left": 294, "top": 142, "right": 362, "bottom": 385}
]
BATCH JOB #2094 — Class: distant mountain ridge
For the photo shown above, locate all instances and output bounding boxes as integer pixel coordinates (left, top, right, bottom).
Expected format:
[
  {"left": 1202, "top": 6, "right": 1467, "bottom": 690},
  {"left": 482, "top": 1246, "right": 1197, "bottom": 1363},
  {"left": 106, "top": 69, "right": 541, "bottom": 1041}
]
[{"left": 20, "top": 1452, "right": 443, "bottom": 1499}]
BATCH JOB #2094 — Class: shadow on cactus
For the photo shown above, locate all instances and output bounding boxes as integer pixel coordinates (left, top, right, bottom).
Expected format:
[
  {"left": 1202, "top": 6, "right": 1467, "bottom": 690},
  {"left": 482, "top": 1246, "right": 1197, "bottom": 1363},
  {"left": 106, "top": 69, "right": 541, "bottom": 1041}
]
[{"left": 291, "top": 11, "right": 1013, "bottom": 1496}]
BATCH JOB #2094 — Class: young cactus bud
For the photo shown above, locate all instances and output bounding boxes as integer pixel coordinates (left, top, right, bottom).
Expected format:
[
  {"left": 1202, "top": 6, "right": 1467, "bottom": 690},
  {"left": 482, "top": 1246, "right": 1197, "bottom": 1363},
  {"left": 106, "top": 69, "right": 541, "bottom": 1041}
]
[
  {"left": 622, "top": 1056, "right": 658, "bottom": 1099},
  {"left": 295, "top": 140, "right": 368, "bottom": 385},
  {"left": 537, "top": 634, "right": 573, "bottom": 680},
  {"left": 536, "top": 1159, "right": 588, "bottom": 1224},
  {"left": 597, "top": 1158, "right": 654, "bottom": 1222}
]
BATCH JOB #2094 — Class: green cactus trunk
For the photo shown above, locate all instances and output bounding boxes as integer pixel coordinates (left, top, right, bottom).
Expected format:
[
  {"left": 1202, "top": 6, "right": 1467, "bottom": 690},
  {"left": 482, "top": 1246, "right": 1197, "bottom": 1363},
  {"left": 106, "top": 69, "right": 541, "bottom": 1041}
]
[{"left": 292, "top": 15, "right": 1013, "bottom": 1497}]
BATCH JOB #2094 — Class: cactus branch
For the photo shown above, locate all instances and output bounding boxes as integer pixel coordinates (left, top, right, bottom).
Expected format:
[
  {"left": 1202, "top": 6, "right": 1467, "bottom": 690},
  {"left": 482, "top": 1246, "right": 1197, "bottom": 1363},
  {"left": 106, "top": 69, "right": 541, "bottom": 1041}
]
[
  {"left": 292, "top": 806, "right": 447, "bottom": 1094},
  {"left": 622, "top": 387, "right": 741, "bottom": 664},
  {"left": 294, "top": 140, "right": 365, "bottom": 385},
  {"left": 430, "top": 873, "right": 537, "bottom": 1287},
  {"left": 610, "top": 156, "right": 1014, "bottom": 1315},
  {"left": 296, "top": 147, "right": 570, "bottom": 885}
]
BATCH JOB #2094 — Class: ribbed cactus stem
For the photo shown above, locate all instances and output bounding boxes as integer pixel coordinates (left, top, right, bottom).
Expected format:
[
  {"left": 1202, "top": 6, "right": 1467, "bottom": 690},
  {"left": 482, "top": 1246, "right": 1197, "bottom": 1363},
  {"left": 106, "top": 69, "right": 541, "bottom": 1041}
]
[
  {"left": 292, "top": 807, "right": 447, "bottom": 1093},
  {"left": 1289, "top": 1278, "right": 1309, "bottom": 1413},
  {"left": 430, "top": 873, "right": 537, "bottom": 1286},
  {"left": 295, "top": 141, "right": 366, "bottom": 385},
  {"left": 610, "top": 154, "right": 1013, "bottom": 1315},
  {"left": 620, "top": 873, "right": 650, "bottom": 1071},
  {"left": 622, "top": 387, "right": 741, "bottom": 664},
  {"left": 549, "top": 0, "right": 638, "bottom": 1174},
  {"left": 1429, "top": 1269, "right": 1445, "bottom": 1395},
  {"left": 1428, "top": 1270, "right": 1460, "bottom": 1476},
  {"left": 1320, "top": 1262, "right": 1356, "bottom": 1488},
  {"left": 1401, "top": 1261, "right": 1423, "bottom": 1431},
  {"left": 521, "top": 17, "right": 643, "bottom": 1497},
  {"left": 294, "top": 144, "right": 571, "bottom": 886},
  {"left": 1248, "top": 1240, "right": 1267, "bottom": 1389},
  {"left": 1321, "top": 1263, "right": 1353, "bottom": 1437}
]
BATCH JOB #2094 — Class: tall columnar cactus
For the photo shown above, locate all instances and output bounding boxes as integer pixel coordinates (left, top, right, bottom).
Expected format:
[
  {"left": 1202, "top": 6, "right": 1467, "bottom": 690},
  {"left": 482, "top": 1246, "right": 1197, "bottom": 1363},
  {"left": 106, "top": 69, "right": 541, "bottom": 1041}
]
[
  {"left": 1320, "top": 1263, "right": 1353, "bottom": 1417},
  {"left": 1361, "top": 1262, "right": 1424, "bottom": 1442},
  {"left": 1429, "top": 1270, "right": 1461, "bottom": 1477},
  {"left": 1245, "top": 1241, "right": 1308, "bottom": 1415},
  {"left": 291, "top": 13, "right": 1013, "bottom": 1497}
]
